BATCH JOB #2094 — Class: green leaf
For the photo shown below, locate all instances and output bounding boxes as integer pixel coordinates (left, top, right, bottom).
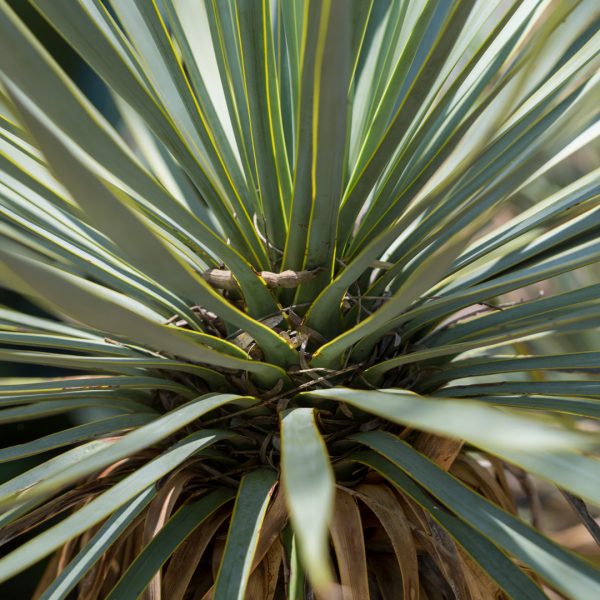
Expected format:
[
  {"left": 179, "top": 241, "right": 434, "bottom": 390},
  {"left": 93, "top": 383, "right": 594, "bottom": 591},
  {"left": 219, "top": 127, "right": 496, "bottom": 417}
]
[
  {"left": 424, "top": 284, "right": 600, "bottom": 347},
  {"left": 348, "top": 1, "right": 539, "bottom": 255},
  {"left": 0, "top": 331, "right": 141, "bottom": 356},
  {"left": 451, "top": 395, "right": 600, "bottom": 420},
  {"left": 0, "top": 399, "right": 151, "bottom": 425},
  {"left": 424, "top": 352, "right": 600, "bottom": 388},
  {"left": 0, "top": 306, "right": 100, "bottom": 339},
  {"left": 359, "top": 62, "right": 598, "bottom": 268},
  {"left": 436, "top": 381, "right": 600, "bottom": 398},
  {"left": 5, "top": 83, "right": 208, "bottom": 317},
  {"left": 162, "top": 0, "right": 259, "bottom": 201},
  {"left": 0, "top": 414, "right": 155, "bottom": 463},
  {"left": 0, "top": 1, "right": 598, "bottom": 596},
  {"left": 319, "top": 387, "right": 600, "bottom": 504},
  {"left": 109, "top": 0, "right": 269, "bottom": 261},
  {"left": 311, "top": 227, "right": 474, "bottom": 365},
  {"left": 0, "top": 349, "right": 229, "bottom": 387},
  {"left": 455, "top": 167, "right": 600, "bottom": 271},
  {"left": 494, "top": 447, "right": 600, "bottom": 507},
  {"left": 338, "top": 0, "right": 476, "bottom": 247},
  {"left": 401, "top": 238, "right": 600, "bottom": 336},
  {"left": 0, "top": 393, "right": 247, "bottom": 510},
  {"left": 213, "top": 469, "right": 278, "bottom": 600},
  {"left": 236, "top": 0, "right": 291, "bottom": 250},
  {"left": 0, "top": 172, "right": 182, "bottom": 317},
  {"left": 308, "top": 388, "right": 589, "bottom": 452},
  {"left": 293, "top": 0, "right": 352, "bottom": 303},
  {"left": 0, "top": 439, "right": 114, "bottom": 500},
  {"left": 1, "top": 0, "right": 290, "bottom": 321},
  {"left": 0, "top": 0, "right": 267, "bottom": 266},
  {"left": 0, "top": 245, "right": 288, "bottom": 386},
  {"left": 280, "top": 407, "right": 335, "bottom": 592},
  {"left": 348, "top": 0, "right": 405, "bottom": 168},
  {"left": 0, "top": 375, "right": 163, "bottom": 399},
  {"left": 5, "top": 82, "right": 297, "bottom": 364},
  {"left": 203, "top": 0, "right": 259, "bottom": 198},
  {"left": 0, "top": 369, "right": 192, "bottom": 398},
  {"left": 437, "top": 204, "right": 600, "bottom": 298},
  {"left": 281, "top": 526, "right": 306, "bottom": 600},
  {"left": 281, "top": 0, "right": 324, "bottom": 273}
]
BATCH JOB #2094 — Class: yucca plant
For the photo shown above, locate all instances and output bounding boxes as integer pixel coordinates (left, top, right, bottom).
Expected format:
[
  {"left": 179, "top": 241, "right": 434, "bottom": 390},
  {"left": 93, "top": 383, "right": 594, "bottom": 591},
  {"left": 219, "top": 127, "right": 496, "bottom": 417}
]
[{"left": 0, "top": 0, "right": 598, "bottom": 598}]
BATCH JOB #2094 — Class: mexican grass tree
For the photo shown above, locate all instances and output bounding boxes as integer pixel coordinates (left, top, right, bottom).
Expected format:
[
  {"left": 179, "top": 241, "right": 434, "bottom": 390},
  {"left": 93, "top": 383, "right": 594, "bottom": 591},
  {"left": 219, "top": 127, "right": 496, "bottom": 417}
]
[{"left": 0, "top": 0, "right": 598, "bottom": 598}]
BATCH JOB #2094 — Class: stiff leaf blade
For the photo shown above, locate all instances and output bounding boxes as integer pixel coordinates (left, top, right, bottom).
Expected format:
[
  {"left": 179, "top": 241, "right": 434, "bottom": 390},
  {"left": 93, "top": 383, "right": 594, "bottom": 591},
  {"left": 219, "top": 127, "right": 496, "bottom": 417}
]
[{"left": 280, "top": 407, "right": 335, "bottom": 593}]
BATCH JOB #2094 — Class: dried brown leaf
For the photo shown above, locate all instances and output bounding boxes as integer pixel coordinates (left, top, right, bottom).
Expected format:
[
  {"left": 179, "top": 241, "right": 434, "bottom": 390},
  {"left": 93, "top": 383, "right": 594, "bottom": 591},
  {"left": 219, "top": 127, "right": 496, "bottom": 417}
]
[
  {"left": 245, "top": 539, "right": 283, "bottom": 600},
  {"left": 251, "top": 487, "right": 288, "bottom": 571},
  {"left": 369, "top": 552, "right": 404, "bottom": 600},
  {"left": 355, "top": 484, "right": 419, "bottom": 600},
  {"left": 330, "top": 488, "right": 369, "bottom": 600},
  {"left": 142, "top": 470, "right": 195, "bottom": 600},
  {"left": 162, "top": 507, "right": 230, "bottom": 600}
]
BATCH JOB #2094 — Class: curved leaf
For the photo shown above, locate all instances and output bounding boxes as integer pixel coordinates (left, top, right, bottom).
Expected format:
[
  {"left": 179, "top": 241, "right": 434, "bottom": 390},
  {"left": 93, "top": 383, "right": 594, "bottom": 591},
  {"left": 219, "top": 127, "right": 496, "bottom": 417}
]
[{"left": 280, "top": 407, "right": 335, "bottom": 593}]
